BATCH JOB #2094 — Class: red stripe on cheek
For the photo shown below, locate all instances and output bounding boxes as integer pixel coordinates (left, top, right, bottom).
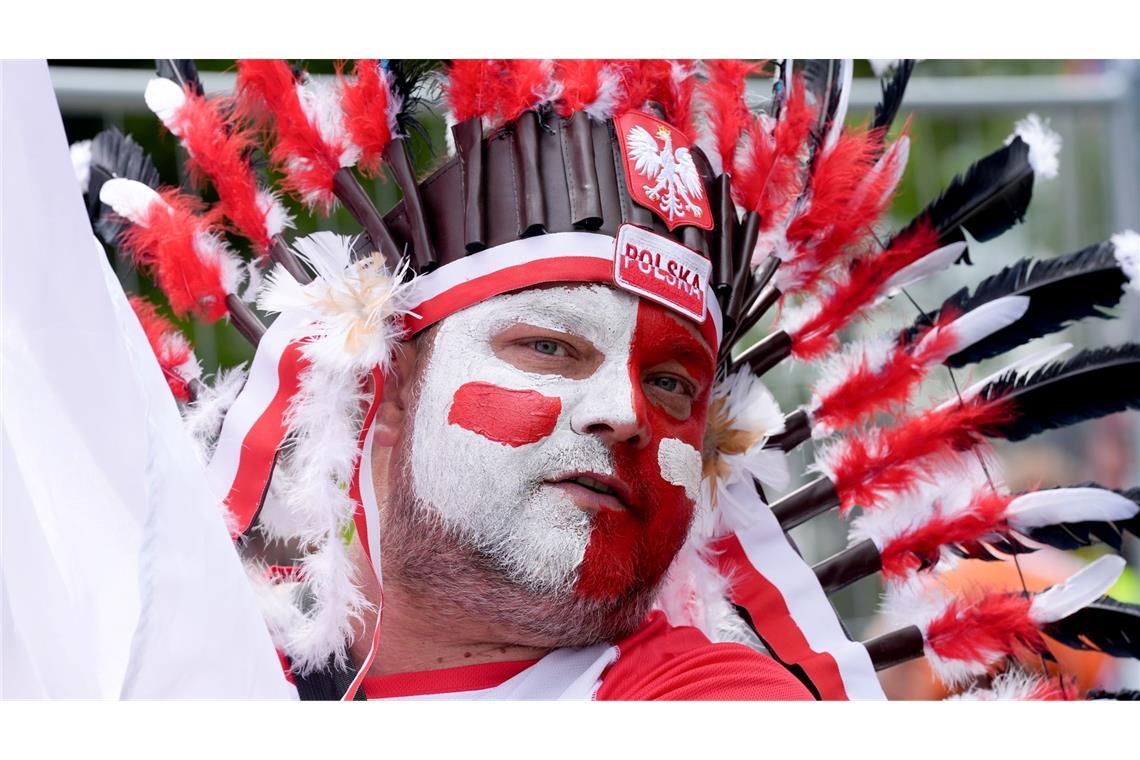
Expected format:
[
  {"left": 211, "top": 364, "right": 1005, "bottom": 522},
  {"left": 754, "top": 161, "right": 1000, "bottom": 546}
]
[{"left": 447, "top": 381, "right": 561, "bottom": 446}]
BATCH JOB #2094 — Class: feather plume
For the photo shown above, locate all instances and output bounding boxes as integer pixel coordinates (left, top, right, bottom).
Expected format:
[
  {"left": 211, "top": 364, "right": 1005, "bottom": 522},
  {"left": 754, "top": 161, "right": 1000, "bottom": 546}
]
[
  {"left": 947, "top": 668, "right": 1072, "bottom": 701},
  {"left": 897, "top": 133, "right": 1039, "bottom": 253},
  {"left": 128, "top": 295, "right": 201, "bottom": 401},
  {"left": 101, "top": 179, "right": 244, "bottom": 322},
  {"left": 885, "top": 580, "right": 1044, "bottom": 687},
  {"left": 783, "top": 225, "right": 943, "bottom": 360},
  {"left": 147, "top": 78, "right": 292, "bottom": 258},
  {"left": 905, "top": 241, "right": 1130, "bottom": 367},
  {"left": 1007, "top": 113, "right": 1061, "bottom": 180},
  {"left": 339, "top": 60, "right": 400, "bottom": 177},
  {"left": 699, "top": 59, "right": 762, "bottom": 171},
  {"left": 1044, "top": 596, "right": 1140, "bottom": 659},
  {"left": 871, "top": 59, "right": 915, "bottom": 137},
  {"left": 731, "top": 79, "right": 814, "bottom": 234},
  {"left": 445, "top": 59, "right": 504, "bottom": 123},
  {"left": 236, "top": 60, "right": 353, "bottom": 211},
  {"left": 809, "top": 296, "right": 1028, "bottom": 434},
  {"left": 181, "top": 365, "right": 248, "bottom": 464},
  {"left": 554, "top": 59, "right": 605, "bottom": 118},
  {"left": 775, "top": 124, "right": 896, "bottom": 296},
  {"left": 493, "top": 59, "right": 559, "bottom": 126},
  {"left": 1021, "top": 486, "right": 1140, "bottom": 552},
  {"left": 701, "top": 366, "right": 787, "bottom": 499},
  {"left": 978, "top": 343, "right": 1140, "bottom": 442},
  {"left": 1030, "top": 555, "right": 1125, "bottom": 623},
  {"left": 1112, "top": 230, "right": 1140, "bottom": 292},
  {"left": 155, "top": 58, "right": 203, "bottom": 95},
  {"left": 84, "top": 127, "right": 162, "bottom": 247},
  {"left": 815, "top": 395, "right": 1011, "bottom": 512}
]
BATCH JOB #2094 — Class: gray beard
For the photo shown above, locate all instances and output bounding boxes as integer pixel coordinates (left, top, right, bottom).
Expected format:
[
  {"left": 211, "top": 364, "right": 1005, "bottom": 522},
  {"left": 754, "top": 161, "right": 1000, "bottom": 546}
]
[{"left": 383, "top": 440, "right": 662, "bottom": 648}]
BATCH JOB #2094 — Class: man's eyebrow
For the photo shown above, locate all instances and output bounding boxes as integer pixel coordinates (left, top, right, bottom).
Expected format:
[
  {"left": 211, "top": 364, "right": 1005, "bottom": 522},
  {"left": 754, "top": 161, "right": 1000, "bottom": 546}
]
[{"left": 663, "top": 312, "right": 715, "bottom": 365}]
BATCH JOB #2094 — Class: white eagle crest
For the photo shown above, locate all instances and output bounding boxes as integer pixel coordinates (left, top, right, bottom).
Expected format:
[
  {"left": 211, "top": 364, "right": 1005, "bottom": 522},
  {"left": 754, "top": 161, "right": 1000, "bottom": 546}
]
[{"left": 626, "top": 124, "right": 704, "bottom": 223}]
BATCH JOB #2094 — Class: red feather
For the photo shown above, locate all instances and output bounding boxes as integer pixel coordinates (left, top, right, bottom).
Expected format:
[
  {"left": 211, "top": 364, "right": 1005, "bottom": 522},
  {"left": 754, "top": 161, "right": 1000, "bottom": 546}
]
[
  {"left": 925, "top": 593, "right": 1045, "bottom": 669},
  {"left": 446, "top": 60, "right": 504, "bottom": 122},
  {"left": 789, "top": 223, "right": 941, "bottom": 360},
  {"left": 812, "top": 310, "right": 961, "bottom": 433},
  {"left": 731, "top": 80, "right": 815, "bottom": 229},
  {"left": 118, "top": 189, "right": 234, "bottom": 323},
  {"left": 609, "top": 59, "right": 664, "bottom": 116},
  {"left": 167, "top": 87, "right": 275, "bottom": 257},
  {"left": 236, "top": 59, "right": 345, "bottom": 211},
  {"left": 825, "top": 395, "right": 1012, "bottom": 512},
  {"left": 700, "top": 59, "right": 763, "bottom": 170},
  {"left": 880, "top": 490, "right": 1014, "bottom": 579},
  {"left": 654, "top": 60, "right": 697, "bottom": 138},
  {"left": 779, "top": 125, "right": 897, "bottom": 296},
  {"left": 554, "top": 59, "right": 604, "bottom": 117},
  {"left": 128, "top": 296, "right": 196, "bottom": 401},
  {"left": 494, "top": 59, "right": 555, "bottom": 126},
  {"left": 339, "top": 60, "right": 395, "bottom": 177}
]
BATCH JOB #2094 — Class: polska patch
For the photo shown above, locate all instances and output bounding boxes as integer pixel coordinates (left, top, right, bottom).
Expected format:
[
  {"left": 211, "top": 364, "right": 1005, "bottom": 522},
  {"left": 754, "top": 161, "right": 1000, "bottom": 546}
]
[
  {"left": 615, "top": 111, "right": 713, "bottom": 231},
  {"left": 613, "top": 224, "right": 710, "bottom": 323}
]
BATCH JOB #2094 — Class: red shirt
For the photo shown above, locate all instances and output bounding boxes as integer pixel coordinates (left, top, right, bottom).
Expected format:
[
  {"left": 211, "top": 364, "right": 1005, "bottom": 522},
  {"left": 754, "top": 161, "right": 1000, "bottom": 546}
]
[{"left": 361, "top": 611, "right": 813, "bottom": 701}]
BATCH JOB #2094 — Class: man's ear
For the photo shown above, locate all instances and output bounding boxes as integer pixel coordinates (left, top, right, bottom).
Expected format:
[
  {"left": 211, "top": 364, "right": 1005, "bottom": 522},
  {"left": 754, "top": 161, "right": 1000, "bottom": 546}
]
[{"left": 373, "top": 338, "right": 420, "bottom": 448}]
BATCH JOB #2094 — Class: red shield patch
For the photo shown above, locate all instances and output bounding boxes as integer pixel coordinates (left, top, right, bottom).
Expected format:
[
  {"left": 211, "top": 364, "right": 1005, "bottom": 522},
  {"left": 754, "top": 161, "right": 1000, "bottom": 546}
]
[
  {"left": 613, "top": 224, "right": 710, "bottom": 323},
  {"left": 615, "top": 111, "right": 713, "bottom": 232}
]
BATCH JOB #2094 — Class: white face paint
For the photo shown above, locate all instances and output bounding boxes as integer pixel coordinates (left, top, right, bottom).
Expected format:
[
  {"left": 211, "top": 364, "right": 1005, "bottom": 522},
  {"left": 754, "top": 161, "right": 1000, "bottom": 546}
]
[
  {"left": 657, "top": 437, "right": 702, "bottom": 500},
  {"left": 408, "top": 285, "right": 641, "bottom": 593}
]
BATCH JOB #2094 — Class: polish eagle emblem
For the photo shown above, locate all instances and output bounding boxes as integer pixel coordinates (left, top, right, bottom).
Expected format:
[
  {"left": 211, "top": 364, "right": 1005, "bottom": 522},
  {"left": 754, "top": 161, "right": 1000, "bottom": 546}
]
[{"left": 616, "top": 112, "right": 712, "bottom": 231}]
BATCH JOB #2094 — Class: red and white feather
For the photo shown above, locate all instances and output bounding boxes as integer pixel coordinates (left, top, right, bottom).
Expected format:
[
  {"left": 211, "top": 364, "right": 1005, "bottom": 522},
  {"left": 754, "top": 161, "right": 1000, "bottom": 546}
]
[
  {"left": 339, "top": 60, "right": 401, "bottom": 177},
  {"left": 883, "top": 555, "right": 1124, "bottom": 686},
  {"left": 145, "top": 77, "right": 293, "bottom": 259},
  {"left": 100, "top": 178, "right": 245, "bottom": 323},
  {"left": 946, "top": 668, "right": 1073, "bottom": 701},
  {"left": 807, "top": 295, "right": 1029, "bottom": 435},
  {"left": 236, "top": 60, "right": 356, "bottom": 211},
  {"left": 128, "top": 295, "right": 201, "bottom": 402}
]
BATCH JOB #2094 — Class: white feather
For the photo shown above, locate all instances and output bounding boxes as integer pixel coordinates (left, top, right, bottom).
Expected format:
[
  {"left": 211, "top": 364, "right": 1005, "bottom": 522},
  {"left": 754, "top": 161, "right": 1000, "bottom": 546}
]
[
  {"left": 1006, "top": 113, "right": 1061, "bottom": 181},
  {"left": 808, "top": 335, "right": 893, "bottom": 425},
  {"left": 1005, "top": 487, "right": 1139, "bottom": 531},
  {"left": 191, "top": 230, "right": 245, "bottom": 297},
  {"left": 917, "top": 295, "right": 1030, "bottom": 357},
  {"left": 181, "top": 365, "right": 247, "bottom": 464},
  {"left": 144, "top": 77, "right": 187, "bottom": 130},
  {"left": 256, "top": 189, "right": 294, "bottom": 238},
  {"left": 1030, "top": 555, "right": 1125, "bottom": 624},
  {"left": 716, "top": 366, "right": 785, "bottom": 438},
  {"left": 853, "top": 135, "right": 910, "bottom": 214},
  {"left": 99, "top": 177, "right": 163, "bottom": 225},
  {"left": 585, "top": 64, "right": 623, "bottom": 121},
  {"left": 947, "top": 668, "right": 1059, "bottom": 701},
  {"left": 296, "top": 77, "right": 360, "bottom": 169},
  {"left": 879, "top": 241, "right": 968, "bottom": 295},
  {"left": 1111, "top": 230, "right": 1140, "bottom": 293},
  {"left": 69, "top": 139, "right": 92, "bottom": 192},
  {"left": 821, "top": 60, "right": 854, "bottom": 155}
]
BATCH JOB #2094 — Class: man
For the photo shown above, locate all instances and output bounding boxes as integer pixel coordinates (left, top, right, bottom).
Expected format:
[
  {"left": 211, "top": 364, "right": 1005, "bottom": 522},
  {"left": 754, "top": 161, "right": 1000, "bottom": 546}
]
[{"left": 351, "top": 282, "right": 812, "bottom": 698}]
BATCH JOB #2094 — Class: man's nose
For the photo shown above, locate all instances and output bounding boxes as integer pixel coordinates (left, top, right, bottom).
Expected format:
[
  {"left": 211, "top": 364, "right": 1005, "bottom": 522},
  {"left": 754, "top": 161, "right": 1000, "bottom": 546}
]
[{"left": 569, "top": 367, "right": 650, "bottom": 448}]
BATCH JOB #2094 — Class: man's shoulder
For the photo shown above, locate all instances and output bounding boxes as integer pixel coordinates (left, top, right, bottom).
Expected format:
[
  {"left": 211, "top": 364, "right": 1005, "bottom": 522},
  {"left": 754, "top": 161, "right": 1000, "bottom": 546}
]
[{"left": 594, "top": 611, "right": 814, "bottom": 701}]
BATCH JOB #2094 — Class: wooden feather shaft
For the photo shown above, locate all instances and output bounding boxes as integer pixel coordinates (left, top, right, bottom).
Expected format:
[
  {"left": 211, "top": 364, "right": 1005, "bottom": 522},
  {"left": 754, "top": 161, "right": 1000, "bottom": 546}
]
[
  {"left": 732, "top": 329, "right": 792, "bottom": 377},
  {"left": 224, "top": 294, "right": 266, "bottom": 346},
  {"left": 269, "top": 237, "right": 312, "bottom": 283},
  {"left": 765, "top": 408, "right": 811, "bottom": 452},
  {"left": 331, "top": 167, "right": 400, "bottom": 267},
  {"left": 864, "top": 626, "right": 926, "bottom": 671},
  {"left": 813, "top": 539, "right": 883, "bottom": 594},
  {"left": 383, "top": 138, "right": 435, "bottom": 269},
  {"left": 770, "top": 476, "right": 841, "bottom": 530}
]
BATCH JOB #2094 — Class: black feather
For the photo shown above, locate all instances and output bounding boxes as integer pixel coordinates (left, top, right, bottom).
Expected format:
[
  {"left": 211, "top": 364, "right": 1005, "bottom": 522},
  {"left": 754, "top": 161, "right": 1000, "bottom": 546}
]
[
  {"left": 904, "top": 241, "right": 1129, "bottom": 366},
  {"left": 155, "top": 59, "right": 203, "bottom": 96},
  {"left": 872, "top": 59, "right": 915, "bottom": 135},
  {"left": 1087, "top": 689, "right": 1140, "bottom": 700},
  {"left": 801, "top": 59, "right": 848, "bottom": 165},
  {"left": 85, "top": 128, "right": 162, "bottom": 247},
  {"left": 384, "top": 59, "right": 443, "bottom": 149},
  {"left": 898, "top": 137, "right": 1034, "bottom": 260},
  {"left": 1042, "top": 596, "right": 1140, "bottom": 659},
  {"left": 980, "top": 343, "right": 1140, "bottom": 442},
  {"left": 1023, "top": 485, "right": 1140, "bottom": 551}
]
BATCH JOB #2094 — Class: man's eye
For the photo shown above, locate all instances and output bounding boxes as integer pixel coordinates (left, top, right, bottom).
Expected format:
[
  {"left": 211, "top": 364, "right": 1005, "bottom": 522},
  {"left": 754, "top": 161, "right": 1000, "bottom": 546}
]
[
  {"left": 532, "top": 339, "right": 566, "bottom": 356},
  {"left": 648, "top": 375, "right": 691, "bottom": 396}
]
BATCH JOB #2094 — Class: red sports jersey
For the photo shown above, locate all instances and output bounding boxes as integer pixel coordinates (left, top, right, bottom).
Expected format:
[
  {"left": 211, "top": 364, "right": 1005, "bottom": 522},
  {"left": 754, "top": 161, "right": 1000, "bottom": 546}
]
[{"left": 360, "top": 611, "right": 813, "bottom": 700}]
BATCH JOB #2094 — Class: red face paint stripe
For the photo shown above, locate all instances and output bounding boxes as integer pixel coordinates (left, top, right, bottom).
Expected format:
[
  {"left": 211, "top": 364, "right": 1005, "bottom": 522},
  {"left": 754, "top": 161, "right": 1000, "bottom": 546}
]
[
  {"left": 448, "top": 381, "right": 562, "bottom": 447},
  {"left": 713, "top": 533, "right": 850, "bottom": 700}
]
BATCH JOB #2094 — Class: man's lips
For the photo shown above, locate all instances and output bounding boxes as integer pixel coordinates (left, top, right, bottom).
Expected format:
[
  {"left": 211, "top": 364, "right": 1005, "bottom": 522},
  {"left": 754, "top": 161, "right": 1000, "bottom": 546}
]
[{"left": 544, "top": 472, "right": 635, "bottom": 515}]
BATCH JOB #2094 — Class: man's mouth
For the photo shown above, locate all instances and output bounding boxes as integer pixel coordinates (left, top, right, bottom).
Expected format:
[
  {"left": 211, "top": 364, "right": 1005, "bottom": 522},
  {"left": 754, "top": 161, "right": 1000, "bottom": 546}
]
[{"left": 545, "top": 472, "right": 634, "bottom": 515}]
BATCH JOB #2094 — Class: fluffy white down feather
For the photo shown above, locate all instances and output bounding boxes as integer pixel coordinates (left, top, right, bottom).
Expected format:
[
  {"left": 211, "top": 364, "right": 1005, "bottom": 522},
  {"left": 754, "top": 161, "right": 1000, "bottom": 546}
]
[
  {"left": 946, "top": 668, "right": 1060, "bottom": 701},
  {"left": 1112, "top": 230, "right": 1140, "bottom": 293},
  {"left": 181, "top": 365, "right": 248, "bottom": 464},
  {"left": 258, "top": 232, "right": 415, "bottom": 375},
  {"left": 585, "top": 65, "right": 623, "bottom": 121},
  {"left": 1006, "top": 113, "right": 1061, "bottom": 181},
  {"left": 807, "top": 335, "right": 893, "bottom": 428},
  {"left": 257, "top": 189, "right": 294, "bottom": 239},
  {"left": 295, "top": 76, "right": 360, "bottom": 169}
]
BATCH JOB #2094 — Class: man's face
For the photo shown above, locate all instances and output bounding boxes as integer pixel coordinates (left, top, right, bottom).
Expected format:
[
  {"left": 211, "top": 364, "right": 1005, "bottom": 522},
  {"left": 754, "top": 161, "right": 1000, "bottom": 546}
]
[{"left": 390, "top": 283, "right": 715, "bottom": 640}]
